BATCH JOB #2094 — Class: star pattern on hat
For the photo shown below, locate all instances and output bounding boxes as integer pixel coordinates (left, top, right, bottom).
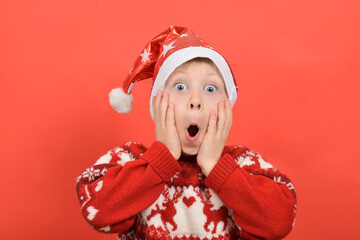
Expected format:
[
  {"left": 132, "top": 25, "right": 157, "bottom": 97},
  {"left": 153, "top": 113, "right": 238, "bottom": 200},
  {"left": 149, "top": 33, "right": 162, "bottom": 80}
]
[
  {"left": 160, "top": 41, "right": 175, "bottom": 58},
  {"left": 140, "top": 48, "right": 152, "bottom": 63},
  {"left": 108, "top": 26, "right": 237, "bottom": 115}
]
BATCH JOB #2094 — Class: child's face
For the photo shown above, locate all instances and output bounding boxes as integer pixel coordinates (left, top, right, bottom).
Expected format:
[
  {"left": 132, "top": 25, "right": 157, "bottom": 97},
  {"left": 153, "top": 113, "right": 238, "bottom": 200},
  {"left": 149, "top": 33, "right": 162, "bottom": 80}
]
[{"left": 163, "top": 62, "right": 228, "bottom": 156}]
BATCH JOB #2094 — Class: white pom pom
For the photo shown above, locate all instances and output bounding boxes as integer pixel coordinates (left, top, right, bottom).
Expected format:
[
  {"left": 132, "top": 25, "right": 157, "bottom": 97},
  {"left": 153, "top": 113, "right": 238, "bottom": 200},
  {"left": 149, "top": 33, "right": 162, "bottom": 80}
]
[{"left": 108, "top": 88, "right": 133, "bottom": 113}]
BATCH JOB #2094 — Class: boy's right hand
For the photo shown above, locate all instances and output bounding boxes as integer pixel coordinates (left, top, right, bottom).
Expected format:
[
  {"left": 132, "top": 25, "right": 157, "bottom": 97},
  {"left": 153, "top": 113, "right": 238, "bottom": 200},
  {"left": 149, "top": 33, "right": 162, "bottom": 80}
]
[{"left": 153, "top": 90, "right": 181, "bottom": 160}]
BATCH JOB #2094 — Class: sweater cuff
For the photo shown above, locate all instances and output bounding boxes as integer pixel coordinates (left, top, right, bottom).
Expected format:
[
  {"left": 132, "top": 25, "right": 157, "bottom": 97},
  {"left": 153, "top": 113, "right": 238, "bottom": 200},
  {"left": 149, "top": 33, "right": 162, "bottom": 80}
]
[
  {"left": 142, "top": 141, "right": 181, "bottom": 182},
  {"left": 205, "top": 153, "right": 238, "bottom": 192}
]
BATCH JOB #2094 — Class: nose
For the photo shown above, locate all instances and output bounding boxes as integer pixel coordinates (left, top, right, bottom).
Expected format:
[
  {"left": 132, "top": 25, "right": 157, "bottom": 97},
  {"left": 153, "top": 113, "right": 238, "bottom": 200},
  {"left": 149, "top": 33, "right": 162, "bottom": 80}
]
[{"left": 188, "top": 91, "right": 202, "bottom": 111}]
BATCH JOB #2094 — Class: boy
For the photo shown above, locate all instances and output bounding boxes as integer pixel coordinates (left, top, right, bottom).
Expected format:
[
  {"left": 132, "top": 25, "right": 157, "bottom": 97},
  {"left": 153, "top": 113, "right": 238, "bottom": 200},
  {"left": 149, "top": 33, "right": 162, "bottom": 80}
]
[{"left": 76, "top": 26, "right": 297, "bottom": 239}]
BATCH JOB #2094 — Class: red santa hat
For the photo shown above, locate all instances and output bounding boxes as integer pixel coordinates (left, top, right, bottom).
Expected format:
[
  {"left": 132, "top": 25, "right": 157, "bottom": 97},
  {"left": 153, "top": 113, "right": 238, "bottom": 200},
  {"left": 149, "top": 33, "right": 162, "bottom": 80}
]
[{"left": 109, "top": 25, "right": 238, "bottom": 119}]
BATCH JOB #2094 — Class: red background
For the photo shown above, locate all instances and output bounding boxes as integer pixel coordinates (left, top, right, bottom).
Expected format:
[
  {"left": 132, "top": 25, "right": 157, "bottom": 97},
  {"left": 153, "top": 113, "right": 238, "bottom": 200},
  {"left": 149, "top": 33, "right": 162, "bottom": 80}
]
[{"left": 1, "top": 0, "right": 359, "bottom": 239}]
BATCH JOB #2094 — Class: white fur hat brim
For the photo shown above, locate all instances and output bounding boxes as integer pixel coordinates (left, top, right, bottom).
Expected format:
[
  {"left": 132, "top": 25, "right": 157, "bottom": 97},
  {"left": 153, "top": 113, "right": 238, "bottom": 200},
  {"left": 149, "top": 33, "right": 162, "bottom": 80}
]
[{"left": 149, "top": 46, "right": 237, "bottom": 120}]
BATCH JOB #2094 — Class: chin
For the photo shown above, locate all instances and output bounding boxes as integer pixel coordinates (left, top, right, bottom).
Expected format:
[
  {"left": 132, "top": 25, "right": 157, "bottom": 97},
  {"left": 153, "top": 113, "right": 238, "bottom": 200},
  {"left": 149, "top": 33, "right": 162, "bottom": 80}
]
[{"left": 181, "top": 146, "right": 199, "bottom": 156}]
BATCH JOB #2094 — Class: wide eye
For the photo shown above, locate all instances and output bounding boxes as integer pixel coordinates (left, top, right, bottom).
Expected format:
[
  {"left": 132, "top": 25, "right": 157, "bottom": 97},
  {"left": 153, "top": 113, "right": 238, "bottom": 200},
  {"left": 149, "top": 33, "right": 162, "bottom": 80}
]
[
  {"left": 175, "top": 83, "right": 187, "bottom": 91},
  {"left": 205, "top": 85, "right": 216, "bottom": 93}
]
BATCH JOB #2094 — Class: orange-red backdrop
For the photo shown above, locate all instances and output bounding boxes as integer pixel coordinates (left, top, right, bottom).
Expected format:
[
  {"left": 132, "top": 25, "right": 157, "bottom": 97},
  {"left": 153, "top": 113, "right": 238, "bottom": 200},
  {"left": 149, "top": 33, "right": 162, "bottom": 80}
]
[{"left": 1, "top": 0, "right": 359, "bottom": 239}]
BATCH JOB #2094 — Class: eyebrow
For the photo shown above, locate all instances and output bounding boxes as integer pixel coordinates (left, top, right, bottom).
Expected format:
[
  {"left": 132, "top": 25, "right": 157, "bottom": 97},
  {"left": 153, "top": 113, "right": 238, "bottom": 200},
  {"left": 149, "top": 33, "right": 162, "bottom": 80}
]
[
  {"left": 170, "top": 70, "right": 188, "bottom": 75},
  {"left": 171, "top": 71, "right": 220, "bottom": 77},
  {"left": 169, "top": 72, "right": 224, "bottom": 86}
]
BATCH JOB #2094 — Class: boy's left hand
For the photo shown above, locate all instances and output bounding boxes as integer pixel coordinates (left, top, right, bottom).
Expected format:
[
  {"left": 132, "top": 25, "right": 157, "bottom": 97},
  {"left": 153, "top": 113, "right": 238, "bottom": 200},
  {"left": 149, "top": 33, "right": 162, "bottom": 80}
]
[{"left": 197, "top": 100, "right": 232, "bottom": 176}]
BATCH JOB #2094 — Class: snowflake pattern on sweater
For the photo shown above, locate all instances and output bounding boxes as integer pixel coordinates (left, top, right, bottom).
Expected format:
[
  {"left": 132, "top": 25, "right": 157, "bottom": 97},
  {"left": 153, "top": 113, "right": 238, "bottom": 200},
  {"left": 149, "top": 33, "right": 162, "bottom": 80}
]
[{"left": 76, "top": 141, "right": 297, "bottom": 240}]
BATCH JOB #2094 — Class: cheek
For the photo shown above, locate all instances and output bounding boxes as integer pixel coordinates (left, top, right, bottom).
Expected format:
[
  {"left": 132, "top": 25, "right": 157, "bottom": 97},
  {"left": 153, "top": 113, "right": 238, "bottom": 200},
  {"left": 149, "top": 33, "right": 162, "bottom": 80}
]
[
  {"left": 168, "top": 93, "right": 175, "bottom": 105},
  {"left": 204, "top": 94, "right": 227, "bottom": 112},
  {"left": 205, "top": 98, "right": 220, "bottom": 113},
  {"left": 168, "top": 93, "right": 186, "bottom": 109},
  {"left": 168, "top": 95, "right": 185, "bottom": 125},
  {"left": 174, "top": 108, "right": 186, "bottom": 132}
]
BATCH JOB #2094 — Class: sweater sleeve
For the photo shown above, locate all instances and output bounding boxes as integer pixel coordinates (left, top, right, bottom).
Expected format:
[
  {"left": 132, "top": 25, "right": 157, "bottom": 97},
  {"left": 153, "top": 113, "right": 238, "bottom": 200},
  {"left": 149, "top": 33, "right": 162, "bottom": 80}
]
[
  {"left": 205, "top": 145, "right": 297, "bottom": 240},
  {"left": 75, "top": 141, "right": 181, "bottom": 234}
]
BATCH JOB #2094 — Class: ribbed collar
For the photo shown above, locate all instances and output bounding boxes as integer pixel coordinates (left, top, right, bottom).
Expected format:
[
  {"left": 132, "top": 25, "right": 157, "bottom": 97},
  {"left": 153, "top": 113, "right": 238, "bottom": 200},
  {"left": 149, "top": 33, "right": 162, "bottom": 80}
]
[{"left": 178, "top": 153, "right": 197, "bottom": 162}]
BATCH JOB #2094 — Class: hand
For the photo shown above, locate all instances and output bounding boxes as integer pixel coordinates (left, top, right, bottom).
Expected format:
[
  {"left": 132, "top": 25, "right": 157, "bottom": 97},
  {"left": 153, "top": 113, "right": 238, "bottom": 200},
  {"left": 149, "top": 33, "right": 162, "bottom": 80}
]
[
  {"left": 197, "top": 100, "right": 233, "bottom": 176},
  {"left": 153, "top": 89, "right": 181, "bottom": 160}
]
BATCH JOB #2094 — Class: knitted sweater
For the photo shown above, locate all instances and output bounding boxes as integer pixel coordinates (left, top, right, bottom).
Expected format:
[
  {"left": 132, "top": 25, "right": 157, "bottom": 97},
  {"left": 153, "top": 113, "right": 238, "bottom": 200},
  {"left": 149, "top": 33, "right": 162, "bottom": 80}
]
[{"left": 76, "top": 141, "right": 297, "bottom": 240}]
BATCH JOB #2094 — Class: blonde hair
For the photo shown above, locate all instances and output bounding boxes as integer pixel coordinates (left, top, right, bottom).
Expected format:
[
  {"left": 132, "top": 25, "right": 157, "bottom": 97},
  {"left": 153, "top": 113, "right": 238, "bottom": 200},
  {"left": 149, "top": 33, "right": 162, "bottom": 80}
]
[{"left": 175, "top": 57, "right": 222, "bottom": 78}]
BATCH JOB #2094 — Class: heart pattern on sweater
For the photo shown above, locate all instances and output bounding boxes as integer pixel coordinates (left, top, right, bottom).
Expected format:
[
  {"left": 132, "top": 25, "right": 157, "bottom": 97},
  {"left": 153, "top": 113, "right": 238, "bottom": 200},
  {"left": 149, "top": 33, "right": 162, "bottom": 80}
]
[{"left": 183, "top": 196, "right": 196, "bottom": 208}]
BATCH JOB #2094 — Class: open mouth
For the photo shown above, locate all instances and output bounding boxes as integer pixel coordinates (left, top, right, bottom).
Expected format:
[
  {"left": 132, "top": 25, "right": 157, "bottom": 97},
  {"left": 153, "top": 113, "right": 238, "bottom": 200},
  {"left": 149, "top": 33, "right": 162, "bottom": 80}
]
[
  {"left": 187, "top": 125, "right": 199, "bottom": 137},
  {"left": 186, "top": 125, "right": 200, "bottom": 142}
]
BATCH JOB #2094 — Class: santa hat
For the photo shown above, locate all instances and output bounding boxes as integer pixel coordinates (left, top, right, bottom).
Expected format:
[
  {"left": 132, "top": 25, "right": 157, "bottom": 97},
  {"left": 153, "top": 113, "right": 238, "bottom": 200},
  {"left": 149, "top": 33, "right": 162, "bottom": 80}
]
[{"left": 109, "top": 25, "right": 238, "bottom": 119}]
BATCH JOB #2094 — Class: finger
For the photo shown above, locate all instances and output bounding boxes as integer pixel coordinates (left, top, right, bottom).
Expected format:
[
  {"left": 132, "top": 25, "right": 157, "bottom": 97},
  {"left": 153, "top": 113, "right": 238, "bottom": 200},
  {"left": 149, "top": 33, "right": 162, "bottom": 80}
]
[
  {"left": 152, "top": 96, "right": 157, "bottom": 122},
  {"left": 217, "top": 101, "right": 226, "bottom": 134},
  {"left": 153, "top": 89, "right": 163, "bottom": 122},
  {"left": 224, "top": 99, "right": 233, "bottom": 135},
  {"left": 160, "top": 91, "right": 169, "bottom": 127},
  {"left": 166, "top": 103, "right": 175, "bottom": 128},
  {"left": 207, "top": 111, "right": 217, "bottom": 136}
]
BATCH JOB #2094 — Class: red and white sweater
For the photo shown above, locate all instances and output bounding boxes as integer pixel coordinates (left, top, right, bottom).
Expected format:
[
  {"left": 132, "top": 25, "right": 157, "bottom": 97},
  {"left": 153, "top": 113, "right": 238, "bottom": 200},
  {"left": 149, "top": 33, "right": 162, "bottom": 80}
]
[{"left": 76, "top": 141, "right": 297, "bottom": 240}]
